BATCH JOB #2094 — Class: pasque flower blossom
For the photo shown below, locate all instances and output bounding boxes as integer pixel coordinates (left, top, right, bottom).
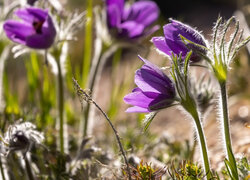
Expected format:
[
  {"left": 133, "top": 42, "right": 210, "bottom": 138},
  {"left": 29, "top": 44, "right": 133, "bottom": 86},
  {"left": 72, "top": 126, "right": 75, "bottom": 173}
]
[
  {"left": 124, "top": 56, "right": 176, "bottom": 113},
  {"left": 152, "top": 19, "right": 207, "bottom": 61},
  {"left": 3, "top": 7, "right": 56, "bottom": 49},
  {"left": 106, "top": 0, "right": 159, "bottom": 39}
]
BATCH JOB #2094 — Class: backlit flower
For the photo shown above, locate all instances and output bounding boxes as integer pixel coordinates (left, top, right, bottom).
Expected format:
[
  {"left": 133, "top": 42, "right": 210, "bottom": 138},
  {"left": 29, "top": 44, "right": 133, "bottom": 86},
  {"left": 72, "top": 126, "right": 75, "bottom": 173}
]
[
  {"left": 124, "top": 56, "right": 175, "bottom": 113},
  {"left": 3, "top": 7, "right": 56, "bottom": 49},
  {"left": 152, "top": 19, "right": 207, "bottom": 61},
  {"left": 106, "top": 0, "right": 159, "bottom": 39}
]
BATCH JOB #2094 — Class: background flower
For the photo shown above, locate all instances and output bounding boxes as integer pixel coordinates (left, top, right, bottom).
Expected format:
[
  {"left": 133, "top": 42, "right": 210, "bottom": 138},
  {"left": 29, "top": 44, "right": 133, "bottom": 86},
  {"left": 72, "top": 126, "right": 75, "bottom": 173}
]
[
  {"left": 3, "top": 7, "right": 56, "bottom": 49},
  {"left": 106, "top": 0, "right": 159, "bottom": 39},
  {"left": 152, "top": 19, "right": 207, "bottom": 62},
  {"left": 124, "top": 56, "right": 175, "bottom": 113}
]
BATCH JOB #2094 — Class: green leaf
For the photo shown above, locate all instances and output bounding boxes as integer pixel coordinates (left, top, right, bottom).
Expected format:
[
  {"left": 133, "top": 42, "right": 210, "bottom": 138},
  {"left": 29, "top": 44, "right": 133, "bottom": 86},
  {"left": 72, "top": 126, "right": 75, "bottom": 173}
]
[
  {"left": 224, "top": 159, "right": 234, "bottom": 179},
  {"left": 184, "top": 50, "right": 192, "bottom": 79},
  {"left": 179, "top": 35, "right": 209, "bottom": 52},
  {"left": 143, "top": 112, "right": 157, "bottom": 132},
  {"left": 227, "top": 146, "right": 239, "bottom": 179}
]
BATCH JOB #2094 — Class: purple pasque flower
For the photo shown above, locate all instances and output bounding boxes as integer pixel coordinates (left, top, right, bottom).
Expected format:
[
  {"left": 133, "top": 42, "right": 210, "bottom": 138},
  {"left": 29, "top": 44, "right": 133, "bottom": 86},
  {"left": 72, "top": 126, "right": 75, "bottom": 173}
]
[
  {"left": 124, "top": 56, "right": 176, "bottom": 113},
  {"left": 3, "top": 7, "right": 56, "bottom": 49},
  {"left": 106, "top": 0, "right": 159, "bottom": 39},
  {"left": 152, "top": 19, "right": 207, "bottom": 62}
]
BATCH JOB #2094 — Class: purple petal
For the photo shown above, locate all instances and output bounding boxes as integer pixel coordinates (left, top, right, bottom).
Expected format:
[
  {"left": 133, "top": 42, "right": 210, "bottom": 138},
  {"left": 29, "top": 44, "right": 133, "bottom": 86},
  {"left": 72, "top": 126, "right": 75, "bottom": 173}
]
[
  {"left": 151, "top": 36, "right": 171, "bottom": 55},
  {"left": 26, "top": 16, "right": 56, "bottom": 49},
  {"left": 119, "top": 21, "right": 145, "bottom": 38},
  {"left": 123, "top": 1, "right": 159, "bottom": 27},
  {"left": 106, "top": 4, "right": 122, "bottom": 28},
  {"left": 165, "top": 38, "right": 188, "bottom": 56},
  {"left": 15, "top": 8, "right": 48, "bottom": 22},
  {"left": 137, "top": 56, "right": 175, "bottom": 97},
  {"left": 3, "top": 20, "right": 34, "bottom": 45},
  {"left": 124, "top": 88, "right": 156, "bottom": 108},
  {"left": 168, "top": 19, "right": 206, "bottom": 47},
  {"left": 41, "top": 14, "right": 56, "bottom": 39},
  {"left": 106, "top": 0, "right": 124, "bottom": 13},
  {"left": 125, "top": 106, "right": 150, "bottom": 113},
  {"left": 26, "top": 34, "right": 53, "bottom": 49},
  {"left": 134, "top": 69, "right": 172, "bottom": 97},
  {"left": 138, "top": 56, "right": 173, "bottom": 85}
]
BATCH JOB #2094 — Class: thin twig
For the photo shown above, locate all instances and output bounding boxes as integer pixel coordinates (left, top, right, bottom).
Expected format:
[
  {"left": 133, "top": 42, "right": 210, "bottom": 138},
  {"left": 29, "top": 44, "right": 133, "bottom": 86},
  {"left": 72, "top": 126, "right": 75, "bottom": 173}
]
[{"left": 72, "top": 78, "right": 132, "bottom": 180}]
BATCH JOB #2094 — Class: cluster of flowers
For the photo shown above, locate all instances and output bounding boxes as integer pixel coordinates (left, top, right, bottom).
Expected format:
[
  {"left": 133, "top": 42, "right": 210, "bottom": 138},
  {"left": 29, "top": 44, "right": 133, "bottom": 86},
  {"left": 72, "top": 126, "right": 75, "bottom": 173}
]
[
  {"left": 122, "top": 8, "right": 249, "bottom": 179},
  {"left": 124, "top": 19, "right": 208, "bottom": 112},
  {"left": 2, "top": 0, "right": 249, "bottom": 179},
  {"left": 3, "top": 0, "right": 160, "bottom": 49}
]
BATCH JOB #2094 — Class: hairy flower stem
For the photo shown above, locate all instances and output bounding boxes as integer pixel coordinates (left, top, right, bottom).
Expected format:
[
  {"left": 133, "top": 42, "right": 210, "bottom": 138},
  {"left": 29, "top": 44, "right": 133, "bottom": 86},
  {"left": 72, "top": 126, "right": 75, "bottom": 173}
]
[
  {"left": 56, "top": 58, "right": 64, "bottom": 154},
  {"left": 190, "top": 110, "right": 212, "bottom": 179},
  {"left": 0, "top": 158, "right": 5, "bottom": 180},
  {"left": 181, "top": 94, "right": 212, "bottom": 179},
  {"left": 24, "top": 156, "right": 34, "bottom": 180},
  {"left": 181, "top": 95, "right": 212, "bottom": 179},
  {"left": 219, "top": 82, "right": 238, "bottom": 178}
]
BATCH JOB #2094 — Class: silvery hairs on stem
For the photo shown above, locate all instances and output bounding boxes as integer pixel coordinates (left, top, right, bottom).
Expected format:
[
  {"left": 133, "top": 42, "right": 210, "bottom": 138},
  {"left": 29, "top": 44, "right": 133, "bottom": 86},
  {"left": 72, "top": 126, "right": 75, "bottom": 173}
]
[{"left": 0, "top": 120, "right": 44, "bottom": 157}]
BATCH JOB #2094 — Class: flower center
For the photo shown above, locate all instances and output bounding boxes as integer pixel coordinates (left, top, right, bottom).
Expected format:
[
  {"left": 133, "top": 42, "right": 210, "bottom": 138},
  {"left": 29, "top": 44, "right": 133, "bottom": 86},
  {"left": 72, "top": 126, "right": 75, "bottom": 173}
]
[{"left": 33, "top": 21, "right": 44, "bottom": 34}]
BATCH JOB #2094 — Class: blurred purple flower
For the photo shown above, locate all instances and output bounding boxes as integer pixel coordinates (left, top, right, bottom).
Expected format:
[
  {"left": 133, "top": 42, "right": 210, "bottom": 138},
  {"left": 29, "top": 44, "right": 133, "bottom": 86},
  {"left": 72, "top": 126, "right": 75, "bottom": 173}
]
[
  {"left": 106, "top": 0, "right": 159, "bottom": 39},
  {"left": 3, "top": 7, "right": 56, "bottom": 49},
  {"left": 124, "top": 56, "right": 176, "bottom": 113},
  {"left": 152, "top": 19, "right": 207, "bottom": 62}
]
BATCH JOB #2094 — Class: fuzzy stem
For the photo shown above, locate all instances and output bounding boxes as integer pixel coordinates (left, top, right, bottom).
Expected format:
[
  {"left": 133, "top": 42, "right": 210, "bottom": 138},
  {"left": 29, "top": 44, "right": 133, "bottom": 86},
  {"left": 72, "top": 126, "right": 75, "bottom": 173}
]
[
  {"left": 190, "top": 109, "right": 212, "bottom": 179},
  {"left": 24, "top": 156, "right": 35, "bottom": 180},
  {"left": 0, "top": 158, "right": 5, "bottom": 180},
  {"left": 56, "top": 58, "right": 64, "bottom": 154},
  {"left": 219, "top": 82, "right": 238, "bottom": 178}
]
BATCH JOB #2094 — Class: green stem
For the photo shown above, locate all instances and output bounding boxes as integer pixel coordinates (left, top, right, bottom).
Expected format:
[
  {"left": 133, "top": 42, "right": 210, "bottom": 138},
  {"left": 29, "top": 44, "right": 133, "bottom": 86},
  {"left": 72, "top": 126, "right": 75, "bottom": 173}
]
[
  {"left": 0, "top": 158, "right": 5, "bottom": 180},
  {"left": 82, "top": 0, "right": 93, "bottom": 87},
  {"left": 83, "top": 104, "right": 89, "bottom": 137},
  {"left": 24, "top": 156, "right": 35, "bottom": 180},
  {"left": 190, "top": 109, "right": 212, "bottom": 179},
  {"left": 56, "top": 59, "right": 64, "bottom": 154},
  {"left": 219, "top": 82, "right": 238, "bottom": 178}
]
